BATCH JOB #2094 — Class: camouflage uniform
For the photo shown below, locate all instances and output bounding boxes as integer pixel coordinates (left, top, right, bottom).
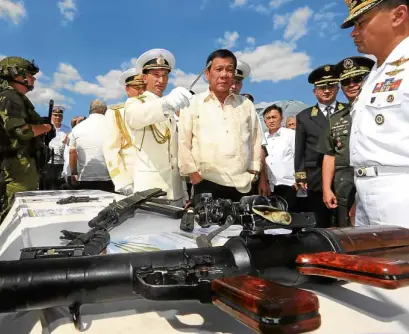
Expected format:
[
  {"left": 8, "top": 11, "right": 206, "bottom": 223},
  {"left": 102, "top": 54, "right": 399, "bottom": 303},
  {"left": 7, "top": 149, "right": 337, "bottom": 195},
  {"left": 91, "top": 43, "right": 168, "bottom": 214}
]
[{"left": 0, "top": 57, "right": 43, "bottom": 223}]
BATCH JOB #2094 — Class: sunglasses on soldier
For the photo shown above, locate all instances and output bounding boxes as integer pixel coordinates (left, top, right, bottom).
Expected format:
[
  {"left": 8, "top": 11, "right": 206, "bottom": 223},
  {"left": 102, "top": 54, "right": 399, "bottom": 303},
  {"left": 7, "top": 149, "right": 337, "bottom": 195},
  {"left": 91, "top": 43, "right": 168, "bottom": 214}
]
[{"left": 340, "top": 75, "right": 365, "bottom": 87}]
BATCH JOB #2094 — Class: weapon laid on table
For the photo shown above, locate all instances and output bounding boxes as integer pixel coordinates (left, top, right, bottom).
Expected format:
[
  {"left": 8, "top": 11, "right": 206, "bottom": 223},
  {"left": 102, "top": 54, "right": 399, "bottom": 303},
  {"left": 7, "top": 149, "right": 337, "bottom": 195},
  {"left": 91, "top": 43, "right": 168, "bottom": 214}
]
[
  {"left": 57, "top": 196, "right": 99, "bottom": 205},
  {"left": 2, "top": 192, "right": 409, "bottom": 333},
  {"left": 2, "top": 225, "right": 409, "bottom": 333},
  {"left": 59, "top": 188, "right": 184, "bottom": 256}
]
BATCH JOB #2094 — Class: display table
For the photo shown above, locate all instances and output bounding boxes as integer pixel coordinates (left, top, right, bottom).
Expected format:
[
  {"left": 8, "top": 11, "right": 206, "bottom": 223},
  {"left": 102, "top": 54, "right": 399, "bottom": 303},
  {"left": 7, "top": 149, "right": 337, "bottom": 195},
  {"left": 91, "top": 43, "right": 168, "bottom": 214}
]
[{"left": 0, "top": 190, "right": 408, "bottom": 334}]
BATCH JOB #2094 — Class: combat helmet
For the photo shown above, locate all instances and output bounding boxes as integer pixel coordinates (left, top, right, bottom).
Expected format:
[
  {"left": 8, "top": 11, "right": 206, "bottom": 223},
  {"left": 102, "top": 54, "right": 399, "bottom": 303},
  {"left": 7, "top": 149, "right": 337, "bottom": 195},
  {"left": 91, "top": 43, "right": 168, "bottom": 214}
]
[{"left": 0, "top": 56, "right": 39, "bottom": 90}]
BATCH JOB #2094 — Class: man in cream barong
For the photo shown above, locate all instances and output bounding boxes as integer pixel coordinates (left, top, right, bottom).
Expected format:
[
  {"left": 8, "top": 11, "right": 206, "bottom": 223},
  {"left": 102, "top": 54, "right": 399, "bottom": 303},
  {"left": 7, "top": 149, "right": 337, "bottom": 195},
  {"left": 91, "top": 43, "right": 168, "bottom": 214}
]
[
  {"left": 124, "top": 48, "right": 192, "bottom": 206},
  {"left": 178, "top": 49, "right": 262, "bottom": 202}
]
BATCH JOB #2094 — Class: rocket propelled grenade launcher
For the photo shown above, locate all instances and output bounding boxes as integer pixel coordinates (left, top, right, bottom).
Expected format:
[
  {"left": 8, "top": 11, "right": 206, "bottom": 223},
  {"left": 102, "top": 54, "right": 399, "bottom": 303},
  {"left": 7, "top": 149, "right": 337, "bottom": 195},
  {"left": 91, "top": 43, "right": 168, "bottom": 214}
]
[{"left": 1, "top": 190, "right": 409, "bottom": 333}]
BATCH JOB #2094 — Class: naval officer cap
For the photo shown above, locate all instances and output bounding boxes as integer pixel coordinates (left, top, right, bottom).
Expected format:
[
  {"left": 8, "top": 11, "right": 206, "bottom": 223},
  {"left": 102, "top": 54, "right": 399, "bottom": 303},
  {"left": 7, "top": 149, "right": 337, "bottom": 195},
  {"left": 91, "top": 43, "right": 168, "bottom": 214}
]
[
  {"left": 235, "top": 60, "right": 251, "bottom": 80},
  {"left": 117, "top": 68, "right": 145, "bottom": 87},
  {"left": 136, "top": 48, "right": 176, "bottom": 74},
  {"left": 308, "top": 64, "right": 339, "bottom": 87},
  {"left": 52, "top": 106, "right": 65, "bottom": 115},
  {"left": 341, "top": 0, "right": 387, "bottom": 29},
  {"left": 334, "top": 56, "right": 375, "bottom": 81}
]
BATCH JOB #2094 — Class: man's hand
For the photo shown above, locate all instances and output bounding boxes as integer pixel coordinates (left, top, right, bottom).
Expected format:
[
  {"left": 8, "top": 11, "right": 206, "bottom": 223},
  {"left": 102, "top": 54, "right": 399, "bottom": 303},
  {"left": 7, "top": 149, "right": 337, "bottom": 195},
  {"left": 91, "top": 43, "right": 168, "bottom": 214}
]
[
  {"left": 295, "top": 182, "right": 307, "bottom": 191},
  {"left": 323, "top": 189, "right": 337, "bottom": 209},
  {"left": 258, "top": 179, "right": 271, "bottom": 196},
  {"left": 189, "top": 172, "right": 203, "bottom": 185},
  {"left": 164, "top": 87, "right": 193, "bottom": 111}
]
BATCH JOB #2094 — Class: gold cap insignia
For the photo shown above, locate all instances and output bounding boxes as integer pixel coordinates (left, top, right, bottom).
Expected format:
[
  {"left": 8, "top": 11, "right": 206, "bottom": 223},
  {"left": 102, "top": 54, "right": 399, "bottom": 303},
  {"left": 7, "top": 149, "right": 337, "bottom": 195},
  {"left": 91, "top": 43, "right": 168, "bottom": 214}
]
[
  {"left": 324, "top": 65, "right": 331, "bottom": 72},
  {"left": 343, "top": 59, "right": 354, "bottom": 69},
  {"left": 156, "top": 55, "right": 166, "bottom": 65}
]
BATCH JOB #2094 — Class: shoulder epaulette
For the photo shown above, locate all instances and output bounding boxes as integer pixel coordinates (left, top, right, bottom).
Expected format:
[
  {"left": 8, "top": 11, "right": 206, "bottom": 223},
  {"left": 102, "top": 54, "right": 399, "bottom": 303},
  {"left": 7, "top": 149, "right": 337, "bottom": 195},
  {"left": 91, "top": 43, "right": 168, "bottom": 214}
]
[{"left": 108, "top": 102, "right": 125, "bottom": 111}]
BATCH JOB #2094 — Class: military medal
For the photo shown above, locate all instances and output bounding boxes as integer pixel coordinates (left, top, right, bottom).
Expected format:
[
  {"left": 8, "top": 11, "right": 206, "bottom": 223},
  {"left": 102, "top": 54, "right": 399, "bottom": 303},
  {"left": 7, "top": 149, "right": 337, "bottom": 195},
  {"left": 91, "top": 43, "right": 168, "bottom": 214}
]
[{"left": 336, "top": 137, "right": 343, "bottom": 149}]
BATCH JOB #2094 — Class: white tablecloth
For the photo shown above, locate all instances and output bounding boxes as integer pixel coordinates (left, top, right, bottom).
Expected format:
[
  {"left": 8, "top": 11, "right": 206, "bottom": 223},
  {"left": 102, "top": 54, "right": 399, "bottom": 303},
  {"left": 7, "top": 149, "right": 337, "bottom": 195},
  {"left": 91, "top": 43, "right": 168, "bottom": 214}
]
[{"left": 0, "top": 190, "right": 408, "bottom": 334}]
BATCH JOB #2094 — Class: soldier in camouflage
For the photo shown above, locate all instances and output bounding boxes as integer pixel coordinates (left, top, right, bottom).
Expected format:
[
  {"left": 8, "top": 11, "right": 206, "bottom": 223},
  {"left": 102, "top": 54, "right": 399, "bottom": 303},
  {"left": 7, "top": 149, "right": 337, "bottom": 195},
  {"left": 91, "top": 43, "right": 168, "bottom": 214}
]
[
  {"left": 316, "top": 56, "right": 375, "bottom": 227},
  {"left": 0, "top": 56, "right": 53, "bottom": 223}
]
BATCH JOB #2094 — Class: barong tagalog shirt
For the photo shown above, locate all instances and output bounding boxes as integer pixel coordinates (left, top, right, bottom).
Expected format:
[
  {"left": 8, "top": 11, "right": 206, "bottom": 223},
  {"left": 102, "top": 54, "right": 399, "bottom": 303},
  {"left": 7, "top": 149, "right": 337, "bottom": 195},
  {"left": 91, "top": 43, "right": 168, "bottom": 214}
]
[{"left": 178, "top": 89, "right": 262, "bottom": 193}]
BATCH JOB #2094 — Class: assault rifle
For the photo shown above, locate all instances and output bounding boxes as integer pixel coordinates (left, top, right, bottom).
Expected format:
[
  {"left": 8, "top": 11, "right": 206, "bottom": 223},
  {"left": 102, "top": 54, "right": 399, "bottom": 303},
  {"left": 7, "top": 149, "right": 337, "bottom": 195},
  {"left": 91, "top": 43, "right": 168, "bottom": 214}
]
[
  {"left": 59, "top": 188, "right": 184, "bottom": 256},
  {"left": 38, "top": 99, "right": 56, "bottom": 190},
  {"left": 1, "top": 191, "right": 409, "bottom": 333}
]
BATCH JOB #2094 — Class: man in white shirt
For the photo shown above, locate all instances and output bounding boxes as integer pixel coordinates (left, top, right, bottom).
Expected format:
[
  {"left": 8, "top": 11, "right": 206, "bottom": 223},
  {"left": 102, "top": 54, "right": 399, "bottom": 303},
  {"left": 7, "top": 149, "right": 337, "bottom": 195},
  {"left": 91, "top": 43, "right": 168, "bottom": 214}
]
[
  {"left": 341, "top": 0, "right": 409, "bottom": 227},
  {"left": 42, "top": 106, "right": 70, "bottom": 190},
  {"left": 262, "top": 104, "right": 297, "bottom": 211},
  {"left": 103, "top": 69, "right": 146, "bottom": 195},
  {"left": 178, "top": 49, "right": 262, "bottom": 202},
  {"left": 69, "top": 100, "right": 114, "bottom": 192},
  {"left": 124, "top": 48, "right": 193, "bottom": 207}
]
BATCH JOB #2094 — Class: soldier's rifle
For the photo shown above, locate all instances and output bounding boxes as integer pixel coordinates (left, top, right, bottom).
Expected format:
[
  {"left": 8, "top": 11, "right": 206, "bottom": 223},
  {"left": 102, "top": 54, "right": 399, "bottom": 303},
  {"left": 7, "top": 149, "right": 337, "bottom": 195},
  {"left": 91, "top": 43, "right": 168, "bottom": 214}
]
[
  {"left": 1, "top": 190, "right": 409, "bottom": 333},
  {"left": 38, "top": 99, "right": 56, "bottom": 189}
]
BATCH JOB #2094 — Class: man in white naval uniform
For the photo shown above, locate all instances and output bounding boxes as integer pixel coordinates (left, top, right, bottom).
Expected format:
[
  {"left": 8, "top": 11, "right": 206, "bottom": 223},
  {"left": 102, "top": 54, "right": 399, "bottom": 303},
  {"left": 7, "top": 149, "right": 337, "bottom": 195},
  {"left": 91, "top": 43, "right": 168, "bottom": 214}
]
[
  {"left": 125, "top": 49, "right": 192, "bottom": 206},
  {"left": 103, "top": 68, "right": 146, "bottom": 195},
  {"left": 341, "top": 0, "right": 409, "bottom": 227}
]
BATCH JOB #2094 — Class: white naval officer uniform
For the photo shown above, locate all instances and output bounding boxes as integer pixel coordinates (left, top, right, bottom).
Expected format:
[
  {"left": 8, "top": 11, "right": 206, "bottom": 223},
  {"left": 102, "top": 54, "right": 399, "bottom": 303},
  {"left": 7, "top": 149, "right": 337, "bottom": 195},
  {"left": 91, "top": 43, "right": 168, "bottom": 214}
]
[
  {"left": 350, "top": 36, "right": 409, "bottom": 227},
  {"left": 103, "top": 68, "right": 143, "bottom": 193},
  {"left": 125, "top": 91, "right": 186, "bottom": 205}
]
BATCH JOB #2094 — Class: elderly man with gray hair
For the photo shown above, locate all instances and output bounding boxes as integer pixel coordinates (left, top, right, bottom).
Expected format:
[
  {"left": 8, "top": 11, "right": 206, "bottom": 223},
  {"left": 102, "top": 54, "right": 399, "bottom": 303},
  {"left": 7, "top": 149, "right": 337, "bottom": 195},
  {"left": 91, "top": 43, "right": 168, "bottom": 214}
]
[{"left": 69, "top": 99, "right": 115, "bottom": 192}]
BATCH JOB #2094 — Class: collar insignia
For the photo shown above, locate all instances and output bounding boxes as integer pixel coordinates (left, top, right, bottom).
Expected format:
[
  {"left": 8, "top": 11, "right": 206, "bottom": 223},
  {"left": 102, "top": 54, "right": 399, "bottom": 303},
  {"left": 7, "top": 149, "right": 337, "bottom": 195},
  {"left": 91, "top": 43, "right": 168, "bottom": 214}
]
[{"left": 311, "top": 106, "right": 319, "bottom": 117}]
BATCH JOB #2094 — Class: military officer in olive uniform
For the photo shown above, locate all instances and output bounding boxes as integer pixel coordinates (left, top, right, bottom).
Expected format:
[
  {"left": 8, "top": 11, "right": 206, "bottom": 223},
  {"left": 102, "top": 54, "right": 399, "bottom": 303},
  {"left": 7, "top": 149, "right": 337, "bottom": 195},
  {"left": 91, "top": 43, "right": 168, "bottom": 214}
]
[
  {"left": 294, "top": 64, "right": 346, "bottom": 227},
  {"left": 317, "top": 56, "right": 374, "bottom": 227},
  {"left": 0, "top": 57, "right": 53, "bottom": 223}
]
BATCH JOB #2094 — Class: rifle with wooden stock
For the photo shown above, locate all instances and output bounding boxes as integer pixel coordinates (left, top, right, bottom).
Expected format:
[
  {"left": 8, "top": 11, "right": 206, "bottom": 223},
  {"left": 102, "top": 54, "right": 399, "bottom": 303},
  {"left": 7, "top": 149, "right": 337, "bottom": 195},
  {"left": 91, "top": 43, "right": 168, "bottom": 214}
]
[{"left": 0, "top": 190, "right": 409, "bottom": 334}]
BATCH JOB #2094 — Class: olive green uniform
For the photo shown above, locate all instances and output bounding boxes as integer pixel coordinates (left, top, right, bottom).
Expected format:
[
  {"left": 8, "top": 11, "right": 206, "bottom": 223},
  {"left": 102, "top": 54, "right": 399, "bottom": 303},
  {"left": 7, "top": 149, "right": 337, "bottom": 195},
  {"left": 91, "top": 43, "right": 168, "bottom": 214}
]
[
  {"left": 316, "top": 106, "right": 355, "bottom": 227},
  {"left": 0, "top": 87, "right": 43, "bottom": 223}
]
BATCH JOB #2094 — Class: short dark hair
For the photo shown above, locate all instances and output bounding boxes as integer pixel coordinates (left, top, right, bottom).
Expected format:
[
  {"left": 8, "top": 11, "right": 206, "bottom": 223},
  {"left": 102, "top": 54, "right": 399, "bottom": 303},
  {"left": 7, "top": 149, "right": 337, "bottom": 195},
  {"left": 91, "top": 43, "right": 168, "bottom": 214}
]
[
  {"left": 241, "top": 93, "right": 254, "bottom": 103},
  {"left": 206, "top": 49, "right": 237, "bottom": 69},
  {"left": 263, "top": 104, "right": 283, "bottom": 117},
  {"left": 379, "top": 0, "right": 409, "bottom": 10}
]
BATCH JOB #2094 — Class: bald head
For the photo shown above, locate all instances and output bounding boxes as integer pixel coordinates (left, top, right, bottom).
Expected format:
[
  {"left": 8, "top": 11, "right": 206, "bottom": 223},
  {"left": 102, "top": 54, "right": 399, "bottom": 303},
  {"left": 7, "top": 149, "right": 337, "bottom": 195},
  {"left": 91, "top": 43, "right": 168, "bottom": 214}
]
[{"left": 89, "top": 99, "right": 107, "bottom": 115}]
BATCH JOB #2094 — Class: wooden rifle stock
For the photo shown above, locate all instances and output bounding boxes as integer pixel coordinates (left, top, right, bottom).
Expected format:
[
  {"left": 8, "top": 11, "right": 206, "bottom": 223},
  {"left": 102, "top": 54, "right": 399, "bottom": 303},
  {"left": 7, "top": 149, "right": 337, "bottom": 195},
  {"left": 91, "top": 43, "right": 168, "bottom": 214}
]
[
  {"left": 212, "top": 276, "right": 321, "bottom": 334},
  {"left": 296, "top": 225, "right": 409, "bottom": 289},
  {"left": 296, "top": 247, "right": 409, "bottom": 289}
]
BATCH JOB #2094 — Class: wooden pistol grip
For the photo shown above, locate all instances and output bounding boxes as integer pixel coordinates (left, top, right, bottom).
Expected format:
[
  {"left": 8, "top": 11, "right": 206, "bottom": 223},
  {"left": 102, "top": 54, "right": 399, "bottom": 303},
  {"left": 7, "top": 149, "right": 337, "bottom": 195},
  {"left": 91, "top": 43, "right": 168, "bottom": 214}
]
[
  {"left": 212, "top": 275, "right": 321, "bottom": 334},
  {"left": 296, "top": 247, "right": 409, "bottom": 289}
]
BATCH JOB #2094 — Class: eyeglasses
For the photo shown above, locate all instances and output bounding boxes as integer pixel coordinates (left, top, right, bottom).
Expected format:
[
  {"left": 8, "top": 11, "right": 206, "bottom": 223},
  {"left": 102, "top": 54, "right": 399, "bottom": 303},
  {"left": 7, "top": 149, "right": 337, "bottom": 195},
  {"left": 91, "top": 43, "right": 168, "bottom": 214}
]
[
  {"left": 315, "top": 84, "right": 338, "bottom": 91},
  {"left": 340, "top": 75, "right": 366, "bottom": 86}
]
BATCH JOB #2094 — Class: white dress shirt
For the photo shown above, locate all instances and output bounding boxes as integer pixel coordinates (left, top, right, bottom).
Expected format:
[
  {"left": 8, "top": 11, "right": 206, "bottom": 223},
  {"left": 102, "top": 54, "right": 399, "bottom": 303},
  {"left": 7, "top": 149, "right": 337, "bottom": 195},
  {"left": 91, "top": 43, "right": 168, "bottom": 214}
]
[
  {"left": 264, "top": 127, "right": 296, "bottom": 189},
  {"left": 48, "top": 124, "right": 70, "bottom": 165},
  {"left": 318, "top": 101, "right": 336, "bottom": 119},
  {"left": 69, "top": 114, "right": 111, "bottom": 181}
]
